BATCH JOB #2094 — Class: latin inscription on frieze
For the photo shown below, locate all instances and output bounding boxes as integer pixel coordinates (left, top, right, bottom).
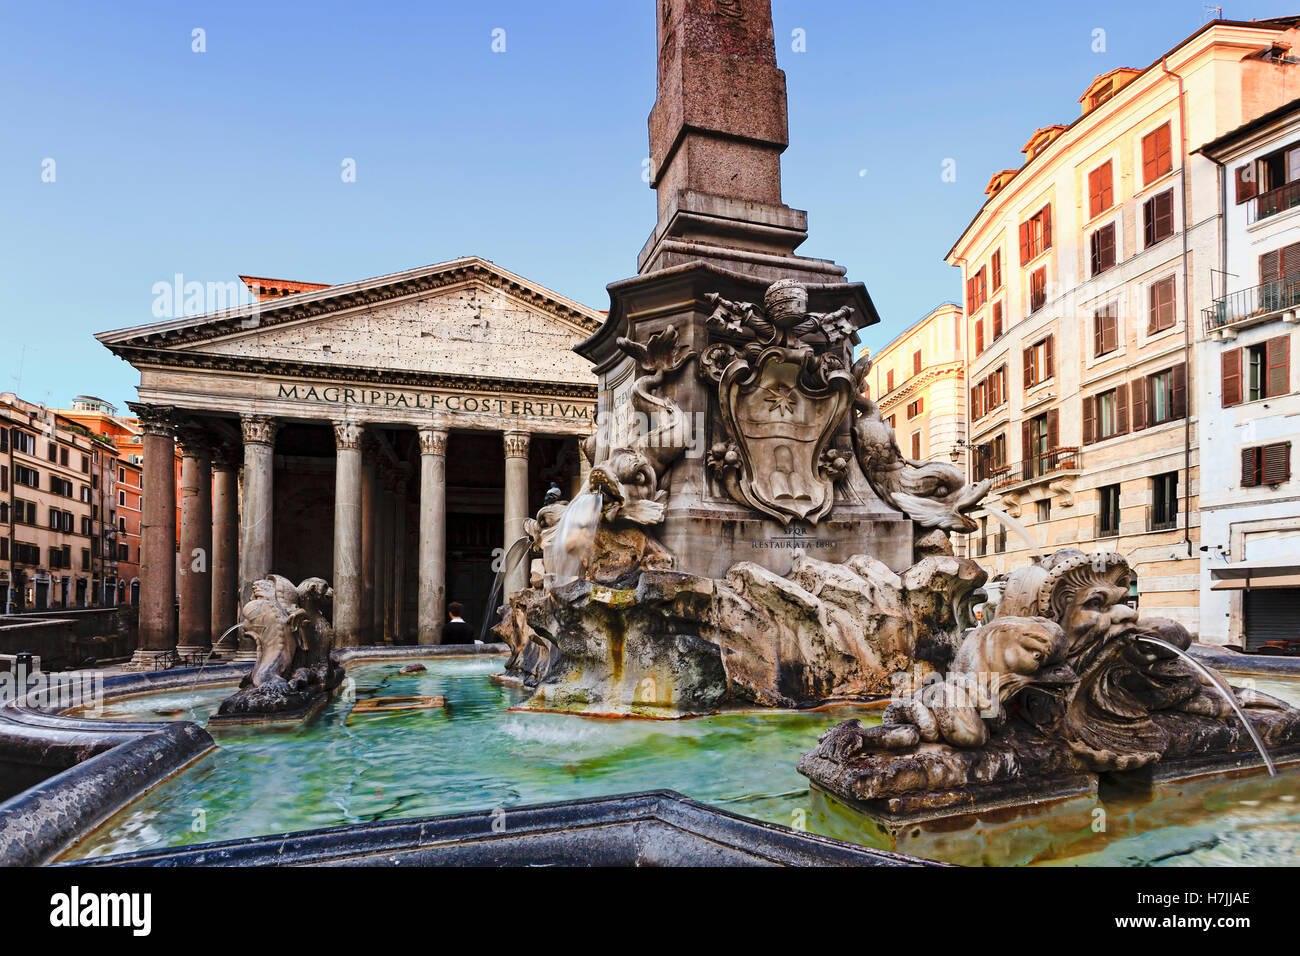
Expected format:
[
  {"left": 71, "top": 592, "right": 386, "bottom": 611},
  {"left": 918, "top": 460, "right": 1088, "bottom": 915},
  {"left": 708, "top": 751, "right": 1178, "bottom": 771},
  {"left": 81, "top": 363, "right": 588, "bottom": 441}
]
[{"left": 273, "top": 382, "right": 593, "bottom": 422}]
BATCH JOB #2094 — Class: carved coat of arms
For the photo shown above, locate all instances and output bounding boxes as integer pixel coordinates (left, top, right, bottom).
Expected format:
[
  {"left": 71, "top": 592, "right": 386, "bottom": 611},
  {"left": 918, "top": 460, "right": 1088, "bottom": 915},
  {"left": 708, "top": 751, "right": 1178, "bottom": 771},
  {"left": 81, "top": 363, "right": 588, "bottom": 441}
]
[{"left": 701, "top": 280, "right": 857, "bottom": 526}]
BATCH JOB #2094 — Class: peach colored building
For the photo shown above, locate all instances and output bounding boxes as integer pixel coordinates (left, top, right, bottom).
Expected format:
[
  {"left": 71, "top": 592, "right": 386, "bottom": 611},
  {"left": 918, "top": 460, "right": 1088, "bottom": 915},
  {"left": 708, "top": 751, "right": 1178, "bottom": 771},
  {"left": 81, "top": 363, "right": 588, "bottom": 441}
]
[
  {"left": 2, "top": 393, "right": 120, "bottom": 611},
  {"left": 946, "top": 16, "right": 1300, "bottom": 632},
  {"left": 863, "top": 302, "right": 968, "bottom": 472}
]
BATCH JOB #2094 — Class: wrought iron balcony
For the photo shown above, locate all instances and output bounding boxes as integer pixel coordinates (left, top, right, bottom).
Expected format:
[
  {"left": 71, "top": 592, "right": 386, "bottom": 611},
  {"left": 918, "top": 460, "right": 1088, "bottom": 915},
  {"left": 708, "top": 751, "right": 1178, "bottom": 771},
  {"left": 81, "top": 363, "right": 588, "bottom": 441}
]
[
  {"left": 990, "top": 447, "right": 1082, "bottom": 493},
  {"left": 1203, "top": 278, "right": 1300, "bottom": 335},
  {"left": 1249, "top": 179, "right": 1300, "bottom": 225}
]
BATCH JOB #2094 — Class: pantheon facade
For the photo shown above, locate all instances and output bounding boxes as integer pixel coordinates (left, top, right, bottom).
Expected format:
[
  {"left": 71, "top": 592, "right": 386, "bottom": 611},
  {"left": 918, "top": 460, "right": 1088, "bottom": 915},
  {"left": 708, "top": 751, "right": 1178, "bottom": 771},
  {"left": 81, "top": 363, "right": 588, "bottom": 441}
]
[{"left": 98, "top": 257, "right": 599, "bottom": 666}]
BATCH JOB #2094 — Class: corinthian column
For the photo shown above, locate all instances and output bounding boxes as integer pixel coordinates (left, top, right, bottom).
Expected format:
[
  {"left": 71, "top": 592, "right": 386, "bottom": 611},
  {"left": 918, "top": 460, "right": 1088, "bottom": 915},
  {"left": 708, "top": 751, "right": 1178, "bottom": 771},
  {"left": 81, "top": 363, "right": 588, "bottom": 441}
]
[
  {"left": 127, "top": 404, "right": 178, "bottom": 669},
  {"left": 417, "top": 426, "right": 448, "bottom": 644},
  {"left": 239, "top": 415, "right": 277, "bottom": 604},
  {"left": 503, "top": 430, "right": 531, "bottom": 598},
  {"left": 210, "top": 445, "right": 240, "bottom": 655},
  {"left": 332, "top": 421, "right": 364, "bottom": 647},
  {"left": 375, "top": 464, "right": 393, "bottom": 644},
  {"left": 176, "top": 427, "right": 213, "bottom": 658},
  {"left": 392, "top": 469, "right": 408, "bottom": 643},
  {"left": 360, "top": 452, "right": 376, "bottom": 644}
]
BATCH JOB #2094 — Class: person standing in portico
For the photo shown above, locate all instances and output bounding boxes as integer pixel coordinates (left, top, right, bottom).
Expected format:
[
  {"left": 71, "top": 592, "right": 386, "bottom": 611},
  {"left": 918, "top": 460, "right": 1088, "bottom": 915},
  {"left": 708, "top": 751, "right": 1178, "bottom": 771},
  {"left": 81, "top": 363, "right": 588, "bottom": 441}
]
[{"left": 441, "top": 601, "right": 475, "bottom": 644}]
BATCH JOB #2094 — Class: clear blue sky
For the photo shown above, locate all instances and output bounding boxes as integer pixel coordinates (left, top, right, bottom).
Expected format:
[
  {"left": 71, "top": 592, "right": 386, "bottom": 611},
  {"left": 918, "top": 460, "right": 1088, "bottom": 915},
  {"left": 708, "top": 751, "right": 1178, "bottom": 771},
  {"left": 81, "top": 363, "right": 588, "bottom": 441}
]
[{"left": 2, "top": 0, "right": 1294, "bottom": 411}]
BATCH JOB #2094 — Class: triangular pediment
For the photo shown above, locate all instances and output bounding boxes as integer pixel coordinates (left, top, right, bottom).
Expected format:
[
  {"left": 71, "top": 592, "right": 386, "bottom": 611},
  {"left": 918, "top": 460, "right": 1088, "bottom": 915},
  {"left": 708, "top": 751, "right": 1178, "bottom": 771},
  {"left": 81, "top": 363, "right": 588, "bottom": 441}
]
[{"left": 97, "top": 257, "right": 604, "bottom": 387}]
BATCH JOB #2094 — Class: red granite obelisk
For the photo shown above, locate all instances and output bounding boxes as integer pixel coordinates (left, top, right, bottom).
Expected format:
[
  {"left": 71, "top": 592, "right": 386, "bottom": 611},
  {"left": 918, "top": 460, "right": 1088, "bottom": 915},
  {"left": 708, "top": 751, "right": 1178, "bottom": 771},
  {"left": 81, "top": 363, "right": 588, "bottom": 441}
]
[{"left": 640, "top": 0, "right": 838, "bottom": 280}]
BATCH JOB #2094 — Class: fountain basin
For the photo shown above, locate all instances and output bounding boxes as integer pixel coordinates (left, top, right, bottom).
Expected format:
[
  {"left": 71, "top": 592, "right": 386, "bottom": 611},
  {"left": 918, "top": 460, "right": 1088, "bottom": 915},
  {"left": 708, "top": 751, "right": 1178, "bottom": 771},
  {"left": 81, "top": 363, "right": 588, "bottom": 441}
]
[
  {"left": 3, "top": 648, "right": 1298, "bottom": 867},
  {"left": 61, "top": 791, "right": 927, "bottom": 867}
]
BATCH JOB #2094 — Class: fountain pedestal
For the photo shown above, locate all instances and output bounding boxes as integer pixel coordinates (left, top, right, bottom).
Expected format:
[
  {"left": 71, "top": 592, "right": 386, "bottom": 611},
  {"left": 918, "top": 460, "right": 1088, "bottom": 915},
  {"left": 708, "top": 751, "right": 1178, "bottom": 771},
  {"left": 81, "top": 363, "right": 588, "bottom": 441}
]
[{"left": 580, "top": 264, "right": 914, "bottom": 582}]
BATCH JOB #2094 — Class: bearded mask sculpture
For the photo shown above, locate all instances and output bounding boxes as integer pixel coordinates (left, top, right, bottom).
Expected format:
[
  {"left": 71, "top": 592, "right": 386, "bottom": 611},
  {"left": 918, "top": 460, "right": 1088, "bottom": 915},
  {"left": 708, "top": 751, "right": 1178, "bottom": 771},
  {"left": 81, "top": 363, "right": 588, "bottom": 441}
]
[{"left": 802, "top": 547, "right": 1300, "bottom": 811}]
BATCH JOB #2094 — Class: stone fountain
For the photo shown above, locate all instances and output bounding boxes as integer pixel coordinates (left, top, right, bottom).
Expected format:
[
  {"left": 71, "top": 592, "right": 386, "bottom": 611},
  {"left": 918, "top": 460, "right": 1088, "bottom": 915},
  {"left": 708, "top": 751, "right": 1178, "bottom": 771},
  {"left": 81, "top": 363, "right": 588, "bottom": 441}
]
[
  {"left": 496, "top": 280, "right": 991, "bottom": 716},
  {"left": 209, "top": 574, "right": 345, "bottom": 726},
  {"left": 492, "top": 0, "right": 1300, "bottom": 837},
  {"left": 494, "top": 0, "right": 994, "bottom": 716}
]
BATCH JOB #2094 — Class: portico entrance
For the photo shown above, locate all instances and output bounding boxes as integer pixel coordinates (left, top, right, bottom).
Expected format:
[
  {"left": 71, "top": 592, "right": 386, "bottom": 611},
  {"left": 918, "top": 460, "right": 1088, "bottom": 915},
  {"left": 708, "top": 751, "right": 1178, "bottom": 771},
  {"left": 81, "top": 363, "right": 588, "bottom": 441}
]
[{"left": 97, "top": 257, "right": 600, "bottom": 667}]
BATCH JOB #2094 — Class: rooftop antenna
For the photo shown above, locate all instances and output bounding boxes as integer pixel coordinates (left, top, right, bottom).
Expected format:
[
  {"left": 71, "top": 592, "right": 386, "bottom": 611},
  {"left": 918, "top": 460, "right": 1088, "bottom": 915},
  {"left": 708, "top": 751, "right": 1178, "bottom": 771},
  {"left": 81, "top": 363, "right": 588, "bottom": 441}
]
[
  {"left": 9, "top": 343, "right": 27, "bottom": 395},
  {"left": 1203, "top": 4, "right": 1223, "bottom": 22}
]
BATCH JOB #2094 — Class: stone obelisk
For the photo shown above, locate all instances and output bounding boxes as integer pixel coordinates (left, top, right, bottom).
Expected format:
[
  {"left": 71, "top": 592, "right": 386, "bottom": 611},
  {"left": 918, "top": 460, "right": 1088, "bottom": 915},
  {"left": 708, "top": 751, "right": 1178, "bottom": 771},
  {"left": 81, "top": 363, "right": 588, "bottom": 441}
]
[{"left": 639, "top": 0, "right": 842, "bottom": 281}]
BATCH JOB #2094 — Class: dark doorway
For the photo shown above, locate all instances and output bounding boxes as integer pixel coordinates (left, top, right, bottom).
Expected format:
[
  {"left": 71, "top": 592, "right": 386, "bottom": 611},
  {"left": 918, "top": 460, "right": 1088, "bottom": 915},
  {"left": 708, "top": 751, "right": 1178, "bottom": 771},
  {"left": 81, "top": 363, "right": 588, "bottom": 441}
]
[{"left": 444, "top": 431, "right": 505, "bottom": 636}]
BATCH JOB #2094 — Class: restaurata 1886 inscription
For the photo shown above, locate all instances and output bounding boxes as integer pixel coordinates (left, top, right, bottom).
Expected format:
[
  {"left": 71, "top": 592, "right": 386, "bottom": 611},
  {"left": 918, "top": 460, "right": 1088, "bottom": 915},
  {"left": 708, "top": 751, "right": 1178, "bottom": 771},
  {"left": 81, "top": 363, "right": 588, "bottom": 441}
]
[{"left": 273, "top": 382, "right": 594, "bottom": 421}]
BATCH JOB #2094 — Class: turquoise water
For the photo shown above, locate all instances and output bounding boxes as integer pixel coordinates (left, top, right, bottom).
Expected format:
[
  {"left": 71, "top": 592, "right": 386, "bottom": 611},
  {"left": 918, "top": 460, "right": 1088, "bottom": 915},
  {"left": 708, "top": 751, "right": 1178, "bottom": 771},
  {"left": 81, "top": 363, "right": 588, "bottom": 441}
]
[
  {"left": 58, "top": 658, "right": 1300, "bottom": 865},
  {"left": 65, "top": 685, "right": 233, "bottom": 723},
  {"left": 62, "top": 658, "right": 876, "bottom": 860}
]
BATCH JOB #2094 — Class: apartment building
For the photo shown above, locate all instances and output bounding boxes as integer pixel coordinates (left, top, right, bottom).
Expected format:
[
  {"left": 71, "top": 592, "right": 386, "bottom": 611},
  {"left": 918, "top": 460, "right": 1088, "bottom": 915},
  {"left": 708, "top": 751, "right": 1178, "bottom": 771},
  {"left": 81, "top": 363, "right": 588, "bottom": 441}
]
[
  {"left": 946, "top": 17, "right": 1300, "bottom": 632},
  {"left": 61, "top": 397, "right": 146, "bottom": 605},
  {"left": 864, "top": 301, "right": 967, "bottom": 468},
  {"left": 1, "top": 392, "right": 120, "bottom": 612},
  {"left": 63, "top": 396, "right": 185, "bottom": 608},
  {"left": 1196, "top": 96, "right": 1300, "bottom": 648}
]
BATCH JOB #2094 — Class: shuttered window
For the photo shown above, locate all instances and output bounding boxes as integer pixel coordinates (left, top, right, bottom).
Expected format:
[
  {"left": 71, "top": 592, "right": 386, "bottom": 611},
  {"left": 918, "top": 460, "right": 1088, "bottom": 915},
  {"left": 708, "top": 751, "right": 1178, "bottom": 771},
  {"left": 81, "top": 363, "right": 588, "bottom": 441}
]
[
  {"left": 1143, "top": 189, "right": 1175, "bottom": 247},
  {"left": 1089, "top": 385, "right": 1130, "bottom": 442},
  {"left": 966, "top": 267, "right": 987, "bottom": 314},
  {"left": 1267, "top": 335, "right": 1291, "bottom": 397},
  {"left": 912, "top": 350, "right": 923, "bottom": 375},
  {"left": 1142, "top": 123, "right": 1172, "bottom": 185},
  {"left": 1019, "top": 205, "right": 1052, "bottom": 265},
  {"left": 1260, "top": 241, "right": 1300, "bottom": 284},
  {"left": 1242, "top": 442, "right": 1292, "bottom": 486},
  {"left": 1090, "top": 223, "right": 1116, "bottom": 276},
  {"left": 974, "top": 317, "right": 984, "bottom": 355},
  {"left": 991, "top": 300, "right": 1003, "bottom": 340},
  {"left": 1131, "top": 374, "right": 1147, "bottom": 430},
  {"left": 1088, "top": 160, "right": 1114, "bottom": 219},
  {"left": 1224, "top": 336, "right": 1291, "bottom": 404},
  {"left": 1222, "top": 348, "right": 1243, "bottom": 406},
  {"left": 1235, "top": 163, "right": 1258, "bottom": 204},
  {"left": 1023, "top": 335, "right": 1054, "bottom": 387},
  {"left": 1149, "top": 276, "right": 1176, "bottom": 333},
  {"left": 1030, "top": 266, "right": 1048, "bottom": 312},
  {"left": 970, "top": 365, "right": 1007, "bottom": 421},
  {"left": 991, "top": 249, "right": 1003, "bottom": 291},
  {"left": 1094, "top": 304, "right": 1118, "bottom": 356},
  {"left": 1106, "top": 362, "right": 1186, "bottom": 434}
]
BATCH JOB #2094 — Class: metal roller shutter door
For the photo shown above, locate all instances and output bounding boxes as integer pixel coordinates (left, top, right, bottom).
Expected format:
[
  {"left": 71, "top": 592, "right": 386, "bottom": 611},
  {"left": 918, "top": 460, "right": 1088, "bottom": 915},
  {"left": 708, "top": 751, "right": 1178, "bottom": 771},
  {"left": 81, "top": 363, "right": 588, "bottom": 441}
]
[{"left": 1245, "top": 588, "right": 1300, "bottom": 650}]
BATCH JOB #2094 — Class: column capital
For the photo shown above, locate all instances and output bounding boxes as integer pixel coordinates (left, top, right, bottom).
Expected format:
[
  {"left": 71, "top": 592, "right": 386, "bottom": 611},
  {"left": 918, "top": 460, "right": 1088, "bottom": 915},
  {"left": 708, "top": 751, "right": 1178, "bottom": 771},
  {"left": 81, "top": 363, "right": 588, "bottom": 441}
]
[
  {"left": 503, "top": 430, "right": 531, "bottom": 459},
  {"left": 210, "top": 443, "right": 242, "bottom": 471},
  {"left": 175, "top": 424, "right": 216, "bottom": 459},
  {"left": 128, "top": 402, "right": 177, "bottom": 438},
  {"left": 418, "top": 425, "right": 449, "bottom": 457},
  {"left": 240, "top": 414, "right": 278, "bottom": 446},
  {"left": 333, "top": 420, "right": 364, "bottom": 451}
]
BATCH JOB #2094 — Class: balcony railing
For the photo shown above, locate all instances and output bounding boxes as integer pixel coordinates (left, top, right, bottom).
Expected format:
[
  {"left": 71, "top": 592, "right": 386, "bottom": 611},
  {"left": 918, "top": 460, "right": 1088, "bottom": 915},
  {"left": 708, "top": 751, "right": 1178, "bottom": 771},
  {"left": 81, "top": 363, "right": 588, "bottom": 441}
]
[
  {"left": 1095, "top": 515, "right": 1121, "bottom": 539},
  {"left": 1249, "top": 180, "right": 1300, "bottom": 225},
  {"left": 990, "top": 446, "right": 1082, "bottom": 492},
  {"left": 1146, "top": 505, "right": 1179, "bottom": 532},
  {"left": 1202, "top": 278, "right": 1300, "bottom": 334}
]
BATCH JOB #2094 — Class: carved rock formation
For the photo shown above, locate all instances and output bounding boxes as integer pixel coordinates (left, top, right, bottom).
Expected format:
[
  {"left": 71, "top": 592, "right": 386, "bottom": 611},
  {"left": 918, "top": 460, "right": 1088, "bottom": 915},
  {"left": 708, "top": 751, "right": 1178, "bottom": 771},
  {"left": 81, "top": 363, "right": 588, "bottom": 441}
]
[{"left": 497, "top": 548, "right": 986, "bottom": 715}]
